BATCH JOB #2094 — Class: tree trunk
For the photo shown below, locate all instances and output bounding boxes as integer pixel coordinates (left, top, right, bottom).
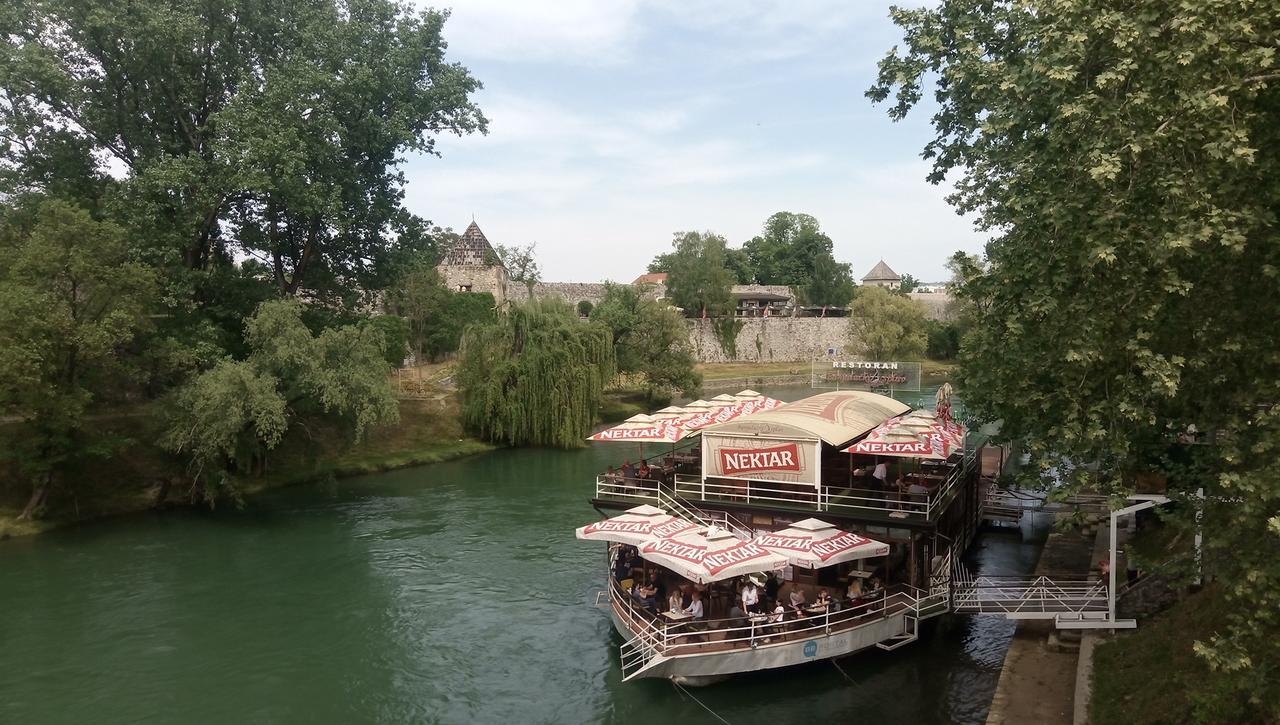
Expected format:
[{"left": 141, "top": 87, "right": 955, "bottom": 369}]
[{"left": 17, "top": 475, "right": 52, "bottom": 520}]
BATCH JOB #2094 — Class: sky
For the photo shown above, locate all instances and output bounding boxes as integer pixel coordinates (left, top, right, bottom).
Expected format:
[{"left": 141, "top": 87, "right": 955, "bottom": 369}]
[{"left": 402, "top": 0, "right": 986, "bottom": 284}]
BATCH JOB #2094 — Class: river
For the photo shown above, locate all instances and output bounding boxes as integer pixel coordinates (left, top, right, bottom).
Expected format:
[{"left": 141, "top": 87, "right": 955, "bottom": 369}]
[{"left": 0, "top": 388, "right": 1047, "bottom": 724}]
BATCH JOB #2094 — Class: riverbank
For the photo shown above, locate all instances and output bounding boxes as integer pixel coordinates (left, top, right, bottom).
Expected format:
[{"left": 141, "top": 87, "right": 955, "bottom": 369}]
[{"left": 0, "top": 397, "right": 493, "bottom": 539}]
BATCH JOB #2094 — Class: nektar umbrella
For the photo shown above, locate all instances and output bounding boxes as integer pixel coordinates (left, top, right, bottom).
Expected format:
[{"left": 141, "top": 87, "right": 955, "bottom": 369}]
[
  {"left": 638, "top": 527, "right": 789, "bottom": 584},
  {"left": 754, "top": 518, "right": 889, "bottom": 569},
  {"left": 575, "top": 504, "right": 698, "bottom": 547}
]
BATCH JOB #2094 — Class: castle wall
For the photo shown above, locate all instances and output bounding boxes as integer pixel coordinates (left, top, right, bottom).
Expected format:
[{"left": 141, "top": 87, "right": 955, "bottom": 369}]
[
  {"left": 438, "top": 265, "right": 510, "bottom": 306},
  {"left": 686, "top": 317, "right": 851, "bottom": 363}
]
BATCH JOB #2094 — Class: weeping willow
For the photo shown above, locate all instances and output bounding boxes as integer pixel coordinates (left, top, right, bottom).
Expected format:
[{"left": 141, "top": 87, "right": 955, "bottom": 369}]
[{"left": 458, "top": 299, "right": 616, "bottom": 448}]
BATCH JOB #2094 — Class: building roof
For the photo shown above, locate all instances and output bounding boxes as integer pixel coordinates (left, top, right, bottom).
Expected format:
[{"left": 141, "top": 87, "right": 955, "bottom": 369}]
[
  {"left": 731, "top": 290, "right": 791, "bottom": 302},
  {"left": 441, "top": 221, "right": 502, "bottom": 267},
  {"left": 633, "top": 272, "right": 669, "bottom": 285},
  {"left": 861, "top": 260, "right": 900, "bottom": 282},
  {"left": 700, "top": 390, "right": 910, "bottom": 447}
]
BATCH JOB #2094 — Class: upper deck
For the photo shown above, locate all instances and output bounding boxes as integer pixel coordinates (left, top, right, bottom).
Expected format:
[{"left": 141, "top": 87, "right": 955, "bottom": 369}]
[{"left": 592, "top": 442, "right": 981, "bottom": 528}]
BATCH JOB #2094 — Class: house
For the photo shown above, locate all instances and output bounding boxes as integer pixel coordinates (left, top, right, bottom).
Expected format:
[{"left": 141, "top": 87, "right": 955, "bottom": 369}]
[{"left": 437, "top": 221, "right": 512, "bottom": 304}]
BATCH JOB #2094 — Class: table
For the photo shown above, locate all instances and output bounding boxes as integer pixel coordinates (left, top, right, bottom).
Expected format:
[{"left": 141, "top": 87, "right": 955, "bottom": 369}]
[
  {"left": 661, "top": 610, "right": 693, "bottom": 622},
  {"left": 803, "top": 604, "right": 829, "bottom": 615},
  {"left": 847, "top": 569, "right": 874, "bottom": 579}
]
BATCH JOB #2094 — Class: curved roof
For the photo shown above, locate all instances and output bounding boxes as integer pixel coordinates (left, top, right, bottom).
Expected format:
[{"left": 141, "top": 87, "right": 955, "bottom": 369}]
[{"left": 699, "top": 390, "right": 910, "bottom": 447}]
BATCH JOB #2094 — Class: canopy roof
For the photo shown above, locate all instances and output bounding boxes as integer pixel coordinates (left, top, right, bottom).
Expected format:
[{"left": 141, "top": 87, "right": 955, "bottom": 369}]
[{"left": 700, "top": 390, "right": 910, "bottom": 447}]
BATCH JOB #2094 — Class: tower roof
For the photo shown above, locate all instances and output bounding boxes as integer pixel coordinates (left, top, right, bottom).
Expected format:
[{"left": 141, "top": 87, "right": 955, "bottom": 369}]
[
  {"left": 441, "top": 221, "right": 502, "bottom": 267},
  {"left": 861, "top": 259, "right": 900, "bottom": 282}
]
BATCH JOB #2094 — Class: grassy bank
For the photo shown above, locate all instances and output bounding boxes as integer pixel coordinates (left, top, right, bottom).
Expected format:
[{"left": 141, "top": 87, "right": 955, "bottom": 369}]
[
  {"left": 0, "top": 396, "right": 491, "bottom": 539},
  {"left": 1090, "top": 585, "right": 1272, "bottom": 724}
]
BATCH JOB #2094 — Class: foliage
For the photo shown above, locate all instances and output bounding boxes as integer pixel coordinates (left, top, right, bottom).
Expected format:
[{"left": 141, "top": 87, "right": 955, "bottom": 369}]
[
  {"left": 925, "top": 320, "right": 961, "bottom": 360},
  {"left": 386, "top": 261, "right": 495, "bottom": 362},
  {"left": 897, "top": 273, "right": 919, "bottom": 295},
  {"left": 871, "top": 0, "right": 1280, "bottom": 713},
  {"left": 741, "top": 211, "right": 853, "bottom": 300},
  {"left": 1, "top": 0, "right": 485, "bottom": 304},
  {"left": 662, "top": 231, "right": 736, "bottom": 318},
  {"left": 458, "top": 300, "right": 614, "bottom": 447},
  {"left": 807, "top": 253, "right": 856, "bottom": 307},
  {"left": 846, "top": 286, "right": 927, "bottom": 361},
  {"left": 591, "top": 284, "right": 700, "bottom": 402},
  {"left": 496, "top": 242, "right": 541, "bottom": 296},
  {"left": 0, "top": 200, "right": 156, "bottom": 519},
  {"left": 366, "top": 315, "right": 410, "bottom": 368},
  {"left": 164, "top": 300, "right": 398, "bottom": 503},
  {"left": 712, "top": 317, "right": 746, "bottom": 360},
  {"left": 576, "top": 299, "right": 593, "bottom": 317}
]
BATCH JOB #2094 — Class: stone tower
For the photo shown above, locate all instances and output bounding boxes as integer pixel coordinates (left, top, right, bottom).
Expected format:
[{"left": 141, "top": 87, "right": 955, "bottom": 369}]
[{"left": 437, "top": 221, "right": 511, "bottom": 305}]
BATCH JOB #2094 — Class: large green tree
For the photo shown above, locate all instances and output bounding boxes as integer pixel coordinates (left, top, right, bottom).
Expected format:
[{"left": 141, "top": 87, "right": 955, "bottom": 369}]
[
  {"left": 846, "top": 286, "right": 928, "bottom": 361},
  {"left": 591, "top": 283, "right": 701, "bottom": 403},
  {"left": 872, "top": 1, "right": 1280, "bottom": 717},
  {"left": 0, "top": 201, "right": 155, "bottom": 519},
  {"left": 742, "top": 212, "right": 853, "bottom": 297},
  {"left": 1, "top": 0, "right": 485, "bottom": 305},
  {"left": 457, "top": 300, "right": 614, "bottom": 447},
  {"left": 662, "top": 231, "right": 736, "bottom": 318},
  {"left": 164, "top": 299, "right": 398, "bottom": 504},
  {"left": 385, "top": 260, "right": 495, "bottom": 362}
]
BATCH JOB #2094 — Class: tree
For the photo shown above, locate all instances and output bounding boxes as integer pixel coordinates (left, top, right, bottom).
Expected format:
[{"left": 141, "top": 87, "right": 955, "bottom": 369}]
[
  {"left": 846, "top": 286, "right": 927, "bottom": 361},
  {"left": 457, "top": 300, "right": 614, "bottom": 447},
  {"left": 743, "top": 212, "right": 839, "bottom": 288},
  {"left": 806, "top": 253, "right": 856, "bottom": 307},
  {"left": 897, "top": 274, "right": 919, "bottom": 295},
  {"left": 164, "top": 300, "right": 398, "bottom": 503},
  {"left": 576, "top": 300, "right": 593, "bottom": 317},
  {"left": 663, "top": 231, "right": 735, "bottom": 318},
  {"left": 652, "top": 245, "right": 753, "bottom": 284},
  {"left": 1, "top": 0, "right": 486, "bottom": 305},
  {"left": 496, "top": 243, "right": 540, "bottom": 297},
  {"left": 0, "top": 201, "right": 155, "bottom": 519},
  {"left": 385, "top": 260, "right": 495, "bottom": 362},
  {"left": 871, "top": 1, "right": 1280, "bottom": 716},
  {"left": 591, "top": 284, "right": 700, "bottom": 402}
]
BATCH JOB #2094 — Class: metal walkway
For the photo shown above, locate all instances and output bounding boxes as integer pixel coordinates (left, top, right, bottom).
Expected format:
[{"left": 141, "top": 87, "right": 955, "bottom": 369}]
[{"left": 951, "top": 565, "right": 1115, "bottom": 628}]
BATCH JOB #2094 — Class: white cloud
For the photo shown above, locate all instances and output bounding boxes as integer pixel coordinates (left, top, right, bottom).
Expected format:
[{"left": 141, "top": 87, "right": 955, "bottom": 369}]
[{"left": 435, "top": 0, "right": 642, "bottom": 63}]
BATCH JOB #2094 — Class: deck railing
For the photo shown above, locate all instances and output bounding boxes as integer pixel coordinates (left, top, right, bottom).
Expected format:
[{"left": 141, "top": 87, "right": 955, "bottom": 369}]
[{"left": 610, "top": 578, "right": 914, "bottom": 670}]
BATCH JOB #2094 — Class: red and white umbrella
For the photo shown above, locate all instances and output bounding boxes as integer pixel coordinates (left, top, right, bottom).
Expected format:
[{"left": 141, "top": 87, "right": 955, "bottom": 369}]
[
  {"left": 754, "top": 518, "right": 889, "bottom": 569},
  {"left": 843, "top": 412, "right": 965, "bottom": 460},
  {"left": 575, "top": 504, "right": 698, "bottom": 547},
  {"left": 586, "top": 391, "right": 784, "bottom": 443},
  {"left": 638, "top": 527, "right": 789, "bottom": 584}
]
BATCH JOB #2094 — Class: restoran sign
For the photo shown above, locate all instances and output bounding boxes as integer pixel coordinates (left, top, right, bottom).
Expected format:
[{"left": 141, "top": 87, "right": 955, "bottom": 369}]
[{"left": 719, "top": 443, "right": 802, "bottom": 476}]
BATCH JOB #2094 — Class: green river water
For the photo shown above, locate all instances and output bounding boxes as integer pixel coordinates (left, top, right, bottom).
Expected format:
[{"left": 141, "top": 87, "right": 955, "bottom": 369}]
[{"left": 0, "top": 388, "right": 1047, "bottom": 725}]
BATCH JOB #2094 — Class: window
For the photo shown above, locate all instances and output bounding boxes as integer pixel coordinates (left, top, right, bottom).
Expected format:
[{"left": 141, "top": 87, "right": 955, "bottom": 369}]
[{"left": 457, "top": 284, "right": 472, "bottom": 292}]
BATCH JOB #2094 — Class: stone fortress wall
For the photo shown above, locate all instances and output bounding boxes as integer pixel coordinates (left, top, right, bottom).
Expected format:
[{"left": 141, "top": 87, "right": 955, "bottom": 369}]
[{"left": 686, "top": 317, "right": 851, "bottom": 364}]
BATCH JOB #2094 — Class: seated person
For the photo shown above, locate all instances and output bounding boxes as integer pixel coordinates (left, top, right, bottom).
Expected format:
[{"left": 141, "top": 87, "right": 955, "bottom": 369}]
[
  {"left": 667, "top": 590, "right": 684, "bottom": 614},
  {"left": 765, "top": 600, "right": 787, "bottom": 637},
  {"left": 814, "top": 590, "right": 832, "bottom": 610},
  {"left": 633, "top": 580, "right": 659, "bottom": 610},
  {"left": 907, "top": 479, "right": 929, "bottom": 501},
  {"left": 604, "top": 464, "right": 619, "bottom": 484},
  {"left": 683, "top": 591, "right": 705, "bottom": 622},
  {"left": 788, "top": 586, "right": 807, "bottom": 614},
  {"left": 636, "top": 462, "right": 652, "bottom": 479}
]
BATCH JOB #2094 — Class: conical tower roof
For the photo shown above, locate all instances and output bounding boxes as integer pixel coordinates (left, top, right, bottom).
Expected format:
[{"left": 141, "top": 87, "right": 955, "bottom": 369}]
[
  {"left": 861, "top": 259, "right": 900, "bottom": 282},
  {"left": 442, "top": 221, "right": 502, "bottom": 267}
]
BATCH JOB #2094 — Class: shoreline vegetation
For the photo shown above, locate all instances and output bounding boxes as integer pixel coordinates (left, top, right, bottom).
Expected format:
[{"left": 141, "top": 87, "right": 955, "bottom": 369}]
[
  {"left": 1, "top": 359, "right": 957, "bottom": 539},
  {"left": 0, "top": 393, "right": 492, "bottom": 540}
]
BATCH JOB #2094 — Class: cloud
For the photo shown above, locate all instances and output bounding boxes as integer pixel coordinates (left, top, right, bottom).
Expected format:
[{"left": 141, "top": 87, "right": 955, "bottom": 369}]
[{"left": 435, "top": 0, "right": 642, "bottom": 63}]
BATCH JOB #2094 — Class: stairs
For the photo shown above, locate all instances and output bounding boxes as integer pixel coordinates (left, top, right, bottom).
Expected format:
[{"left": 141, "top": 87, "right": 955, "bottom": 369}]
[{"left": 876, "top": 613, "right": 918, "bottom": 651}]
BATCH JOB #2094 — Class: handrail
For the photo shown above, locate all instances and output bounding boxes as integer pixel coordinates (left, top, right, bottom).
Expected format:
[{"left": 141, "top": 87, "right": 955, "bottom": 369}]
[{"left": 609, "top": 579, "right": 917, "bottom": 661}]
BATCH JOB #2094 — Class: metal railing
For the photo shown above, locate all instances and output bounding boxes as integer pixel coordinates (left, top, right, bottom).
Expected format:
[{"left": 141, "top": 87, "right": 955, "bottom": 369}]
[
  {"left": 950, "top": 571, "right": 1109, "bottom": 617},
  {"left": 609, "top": 579, "right": 917, "bottom": 678}
]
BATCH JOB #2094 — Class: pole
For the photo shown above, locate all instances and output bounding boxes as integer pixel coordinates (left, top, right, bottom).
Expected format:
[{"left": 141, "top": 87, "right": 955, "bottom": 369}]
[
  {"left": 1194, "top": 487, "right": 1204, "bottom": 586},
  {"left": 1108, "top": 510, "right": 1118, "bottom": 624}
]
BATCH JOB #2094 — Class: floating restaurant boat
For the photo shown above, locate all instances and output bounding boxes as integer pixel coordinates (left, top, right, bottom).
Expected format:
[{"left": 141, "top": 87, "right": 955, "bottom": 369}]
[{"left": 577, "top": 390, "right": 991, "bottom": 684}]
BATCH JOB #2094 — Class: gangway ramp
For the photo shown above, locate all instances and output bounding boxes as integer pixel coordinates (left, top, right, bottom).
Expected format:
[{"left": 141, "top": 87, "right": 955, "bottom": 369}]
[{"left": 951, "top": 566, "right": 1112, "bottom": 628}]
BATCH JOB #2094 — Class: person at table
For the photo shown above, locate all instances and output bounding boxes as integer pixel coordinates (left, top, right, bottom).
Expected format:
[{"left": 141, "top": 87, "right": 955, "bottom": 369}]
[
  {"left": 636, "top": 461, "right": 652, "bottom": 480},
  {"left": 647, "top": 572, "right": 666, "bottom": 606},
  {"left": 683, "top": 590, "right": 705, "bottom": 622},
  {"left": 763, "top": 573, "right": 781, "bottom": 609},
  {"left": 633, "top": 579, "right": 658, "bottom": 610},
  {"left": 620, "top": 460, "right": 634, "bottom": 481},
  {"left": 667, "top": 589, "right": 684, "bottom": 614},
  {"left": 788, "top": 586, "right": 807, "bottom": 615},
  {"left": 907, "top": 479, "right": 929, "bottom": 503},
  {"left": 741, "top": 576, "right": 762, "bottom": 614},
  {"left": 613, "top": 549, "right": 633, "bottom": 581},
  {"left": 814, "top": 590, "right": 832, "bottom": 611}
]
